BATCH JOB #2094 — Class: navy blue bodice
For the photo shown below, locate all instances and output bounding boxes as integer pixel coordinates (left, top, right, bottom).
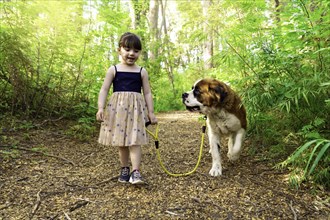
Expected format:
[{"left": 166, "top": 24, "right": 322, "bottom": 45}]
[{"left": 113, "top": 66, "right": 143, "bottom": 93}]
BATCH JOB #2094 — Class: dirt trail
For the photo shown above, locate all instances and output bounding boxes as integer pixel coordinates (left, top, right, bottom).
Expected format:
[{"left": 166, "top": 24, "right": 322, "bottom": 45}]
[{"left": 1, "top": 111, "right": 329, "bottom": 219}]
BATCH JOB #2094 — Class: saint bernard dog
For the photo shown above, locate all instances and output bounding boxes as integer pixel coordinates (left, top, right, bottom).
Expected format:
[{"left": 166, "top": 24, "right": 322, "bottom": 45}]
[{"left": 182, "top": 78, "right": 247, "bottom": 176}]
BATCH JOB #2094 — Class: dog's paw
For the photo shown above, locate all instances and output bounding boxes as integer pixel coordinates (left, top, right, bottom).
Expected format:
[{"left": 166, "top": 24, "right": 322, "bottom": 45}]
[
  {"left": 227, "top": 152, "right": 240, "bottom": 162},
  {"left": 209, "top": 164, "right": 222, "bottom": 176}
]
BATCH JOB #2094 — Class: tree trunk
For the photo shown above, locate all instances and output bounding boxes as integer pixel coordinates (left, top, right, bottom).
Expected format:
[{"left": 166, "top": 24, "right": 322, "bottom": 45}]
[
  {"left": 202, "top": 0, "right": 213, "bottom": 69},
  {"left": 274, "top": 0, "right": 280, "bottom": 23},
  {"left": 148, "top": 0, "right": 159, "bottom": 60},
  {"left": 129, "top": 0, "right": 137, "bottom": 29},
  {"left": 159, "top": 0, "right": 175, "bottom": 97}
]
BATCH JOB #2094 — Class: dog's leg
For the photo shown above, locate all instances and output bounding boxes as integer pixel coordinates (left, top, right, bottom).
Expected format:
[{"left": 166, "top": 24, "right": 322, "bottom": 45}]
[
  {"left": 227, "top": 128, "right": 245, "bottom": 161},
  {"left": 207, "top": 121, "right": 222, "bottom": 176},
  {"left": 228, "top": 133, "right": 234, "bottom": 154}
]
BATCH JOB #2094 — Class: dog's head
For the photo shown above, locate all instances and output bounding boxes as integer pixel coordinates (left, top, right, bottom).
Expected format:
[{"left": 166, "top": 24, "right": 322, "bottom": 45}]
[{"left": 182, "top": 79, "right": 228, "bottom": 113}]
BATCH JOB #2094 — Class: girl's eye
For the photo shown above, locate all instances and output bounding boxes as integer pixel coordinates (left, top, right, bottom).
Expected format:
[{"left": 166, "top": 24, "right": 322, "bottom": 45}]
[
  {"left": 134, "top": 50, "right": 139, "bottom": 53},
  {"left": 124, "top": 47, "right": 130, "bottom": 51}
]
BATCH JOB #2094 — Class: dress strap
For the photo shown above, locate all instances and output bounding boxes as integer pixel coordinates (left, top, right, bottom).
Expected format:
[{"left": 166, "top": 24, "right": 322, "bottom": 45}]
[
  {"left": 114, "top": 65, "right": 117, "bottom": 72},
  {"left": 139, "top": 67, "right": 143, "bottom": 73}
]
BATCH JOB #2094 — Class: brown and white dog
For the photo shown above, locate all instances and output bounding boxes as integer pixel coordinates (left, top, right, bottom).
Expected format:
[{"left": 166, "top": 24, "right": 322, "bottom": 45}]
[{"left": 182, "top": 78, "right": 247, "bottom": 176}]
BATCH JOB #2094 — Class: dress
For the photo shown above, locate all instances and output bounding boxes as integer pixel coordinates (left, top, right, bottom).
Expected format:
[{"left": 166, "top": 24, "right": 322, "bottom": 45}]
[{"left": 98, "top": 66, "right": 149, "bottom": 146}]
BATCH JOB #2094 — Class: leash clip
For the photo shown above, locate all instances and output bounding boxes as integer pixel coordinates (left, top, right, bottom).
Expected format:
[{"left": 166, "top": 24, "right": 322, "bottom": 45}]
[{"left": 201, "top": 115, "right": 207, "bottom": 133}]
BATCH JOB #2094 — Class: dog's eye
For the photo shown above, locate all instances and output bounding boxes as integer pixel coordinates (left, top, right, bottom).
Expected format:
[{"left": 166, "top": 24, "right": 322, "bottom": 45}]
[{"left": 193, "top": 89, "right": 201, "bottom": 96}]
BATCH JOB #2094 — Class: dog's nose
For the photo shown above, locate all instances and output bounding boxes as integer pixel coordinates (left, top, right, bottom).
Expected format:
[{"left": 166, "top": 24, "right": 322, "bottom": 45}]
[{"left": 182, "top": 93, "right": 188, "bottom": 102}]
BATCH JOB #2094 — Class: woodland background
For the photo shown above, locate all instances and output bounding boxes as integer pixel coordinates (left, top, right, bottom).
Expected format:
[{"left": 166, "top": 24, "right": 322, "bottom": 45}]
[{"left": 0, "top": 0, "right": 329, "bottom": 189}]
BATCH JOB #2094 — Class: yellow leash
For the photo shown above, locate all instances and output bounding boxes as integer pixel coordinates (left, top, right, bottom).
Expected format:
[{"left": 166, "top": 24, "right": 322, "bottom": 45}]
[{"left": 145, "top": 116, "right": 207, "bottom": 177}]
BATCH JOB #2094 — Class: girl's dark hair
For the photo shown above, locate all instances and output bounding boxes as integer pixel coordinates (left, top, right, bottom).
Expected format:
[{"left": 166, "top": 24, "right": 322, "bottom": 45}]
[{"left": 118, "top": 32, "right": 142, "bottom": 50}]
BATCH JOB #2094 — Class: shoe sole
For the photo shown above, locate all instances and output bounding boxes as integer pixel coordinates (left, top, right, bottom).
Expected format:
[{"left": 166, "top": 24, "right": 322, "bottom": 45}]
[
  {"left": 129, "top": 179, "right": 144, "bottom": 185},
  {"left": 118, "top": 178, "right": 130, "bottom": 183},
  {"left": 130, "top": 180, "right": 144, "bottom": 185}
]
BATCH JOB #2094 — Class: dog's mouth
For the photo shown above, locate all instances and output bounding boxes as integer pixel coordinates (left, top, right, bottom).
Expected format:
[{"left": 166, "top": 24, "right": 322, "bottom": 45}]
[{"left": 185, "top": 106, "right": 201, "bottom": 112}]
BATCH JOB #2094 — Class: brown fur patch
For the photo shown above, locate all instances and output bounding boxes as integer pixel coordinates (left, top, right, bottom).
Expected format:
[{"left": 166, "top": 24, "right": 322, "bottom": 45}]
[{"left": 195, "top": 79, "right": 247, "bottom": 129}]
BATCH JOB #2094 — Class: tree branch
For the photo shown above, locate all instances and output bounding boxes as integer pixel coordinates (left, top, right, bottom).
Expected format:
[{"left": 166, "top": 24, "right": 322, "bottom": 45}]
[{"left": 0, "top": 145, "right": 75, "bottom": 166}]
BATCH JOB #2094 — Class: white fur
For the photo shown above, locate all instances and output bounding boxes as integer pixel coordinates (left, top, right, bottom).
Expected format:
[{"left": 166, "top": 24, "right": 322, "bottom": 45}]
[{"left": 207, "top": 112, "right": 246, "bottom": 176}]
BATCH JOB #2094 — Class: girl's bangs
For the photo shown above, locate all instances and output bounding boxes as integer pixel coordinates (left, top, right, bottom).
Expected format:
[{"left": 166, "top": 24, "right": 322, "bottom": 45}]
[{"left": 122, "top": 36, "right": 142, "bottom": 50}]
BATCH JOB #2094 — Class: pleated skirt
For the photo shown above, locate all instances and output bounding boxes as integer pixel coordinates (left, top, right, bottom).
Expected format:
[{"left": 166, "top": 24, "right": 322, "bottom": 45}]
[{"left": 98, "top": 92, "right": 149, "bottom": 146}]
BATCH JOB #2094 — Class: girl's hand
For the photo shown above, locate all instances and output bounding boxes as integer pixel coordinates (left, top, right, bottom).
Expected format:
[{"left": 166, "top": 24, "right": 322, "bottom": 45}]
[
  {"left": 148, "top": 113, "right": 158, "bottom": 125},
  {"left": 96, "top": 109, "right": 104, "bottom": 121}
]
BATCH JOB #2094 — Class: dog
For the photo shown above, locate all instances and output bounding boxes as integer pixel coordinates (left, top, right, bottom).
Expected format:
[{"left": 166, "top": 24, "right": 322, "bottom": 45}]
[{"left": 182, "top": 78, "right": 247, "bottom": 176}]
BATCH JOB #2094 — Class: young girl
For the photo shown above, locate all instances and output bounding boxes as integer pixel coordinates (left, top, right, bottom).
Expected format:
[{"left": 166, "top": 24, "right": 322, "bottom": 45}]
[{"left": 96, "top": 32, "right": 157, "bottom": 184}]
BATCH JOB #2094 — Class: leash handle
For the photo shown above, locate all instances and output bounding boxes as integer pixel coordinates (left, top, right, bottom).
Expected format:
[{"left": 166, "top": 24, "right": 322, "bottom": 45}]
[
  {"left": 145, "top": 122, "right": 159, "bottom": 143},
  {"left": 202, "top": 125, "right": 206, "bottom": 133}
]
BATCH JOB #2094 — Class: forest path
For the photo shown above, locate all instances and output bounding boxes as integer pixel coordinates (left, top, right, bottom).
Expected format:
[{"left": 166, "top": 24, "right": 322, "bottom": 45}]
[{"left": 1, "top": 111, "right": 329, "bottom": 219}]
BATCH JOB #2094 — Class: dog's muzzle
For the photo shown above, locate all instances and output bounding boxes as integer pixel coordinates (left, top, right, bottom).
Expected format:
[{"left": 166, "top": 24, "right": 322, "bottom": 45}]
[{"left": 182, "top": 93, "right": 201, "bottom": 112}]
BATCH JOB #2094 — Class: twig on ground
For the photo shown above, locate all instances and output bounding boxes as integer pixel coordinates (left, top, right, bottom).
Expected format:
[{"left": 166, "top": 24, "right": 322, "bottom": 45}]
[
  {"left": 30, "top": 189, "right": 42, "bottom": 220},
  {"left": 95, "top": 162, "right": 104, "bottom": 168},
  {"left": 35, "top": 116, "right": 64, "bottom": 127},
  {"left": 289, "top": 200, "right": 298, "bottom": 220},
  {"left": 95, "top": 176, "right": 119, "bottom": 186},
  {"left": 192, "top": 197, "right": 201, "bottom": 203},
  {"left": 78, "top": 153, "right": 94, "bottom": 165},
  {"left": 165, "top": 210, "right": 182, "bottom": 216},
  {"left": 63, "top": 211, "right": 72, "bottom": 220},
  {"left": 1, "top": 145, "right": 75, "bottom": 166},
  {"left": 49, "top": 214, "right": 59, "bottom": 220},
  {"left": 69, "top": 200, "right": 89, "bottom": 212},
  {"left": 65, "top": 182, "right": 85, "bottom": 188}
]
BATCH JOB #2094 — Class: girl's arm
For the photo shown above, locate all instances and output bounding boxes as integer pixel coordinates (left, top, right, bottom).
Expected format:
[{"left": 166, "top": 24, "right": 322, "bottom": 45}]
[
  {"left": 141, "top": 68, "right": 157, "bottom": 124},
  {"left": 96, "top": 66, "right": 115, "bottom": 121}
]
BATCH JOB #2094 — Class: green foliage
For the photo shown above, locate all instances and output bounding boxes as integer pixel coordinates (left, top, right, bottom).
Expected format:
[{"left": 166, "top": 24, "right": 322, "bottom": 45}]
[
  {"left": 0, "top": 0, "right": 122, "bottom": 118},
  {"left": 276, "top": 139, "right": 330, "bottom": 189},
  {"left": 229, "top": 0, "right": 330, "bottom": 188},
  {"left": 1, "top": 0, "right": 330, "bottom": 189},
  {"left": 30, "top": 146, "right": 48, "bottom": 153},
  {"left": 65, "top": 117, "right": 96, "bottom": 141},
  {"left": 0, "top": 149, "right": 20, "bottom": 159}
]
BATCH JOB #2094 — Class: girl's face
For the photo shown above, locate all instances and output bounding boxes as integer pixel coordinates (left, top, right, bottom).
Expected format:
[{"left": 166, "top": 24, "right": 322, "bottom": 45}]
[{"left": 119, "top": 46, "right": 141, "bottom": 66}]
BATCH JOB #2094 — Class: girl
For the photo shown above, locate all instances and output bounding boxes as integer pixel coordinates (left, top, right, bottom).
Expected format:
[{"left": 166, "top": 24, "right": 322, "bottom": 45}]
[{"left": 96, "top": 32, "right": 157, "bottom": 184}]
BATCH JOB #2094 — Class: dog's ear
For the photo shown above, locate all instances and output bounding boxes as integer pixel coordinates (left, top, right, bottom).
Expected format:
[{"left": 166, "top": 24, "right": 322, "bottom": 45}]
[{"left": 213, "top": 84, "right": 227, "bottom": 103}]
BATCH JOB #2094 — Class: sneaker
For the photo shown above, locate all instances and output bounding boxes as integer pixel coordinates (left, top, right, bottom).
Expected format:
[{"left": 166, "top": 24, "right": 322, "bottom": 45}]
[
  {"left": 129, "top": 170, "right": 144, "bottom": 185},
  {"left": 118, "top": 167, "right": 130, "bottom": 183}
]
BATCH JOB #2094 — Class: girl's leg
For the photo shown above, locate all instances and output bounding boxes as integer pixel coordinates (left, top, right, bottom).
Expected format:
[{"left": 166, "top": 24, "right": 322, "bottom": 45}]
[
  {"left": 129, "top": 145, "right": 141, "bottom": 171},
  {"left": 119, "top": 146, "right": 129, "bottom": 167},
  {"left": 129, "top": 145, "right": 144, "bottom": 184},
  {"left": 118, "top": 146, "right": 130, "bottom": 183}
]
